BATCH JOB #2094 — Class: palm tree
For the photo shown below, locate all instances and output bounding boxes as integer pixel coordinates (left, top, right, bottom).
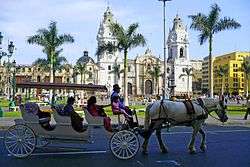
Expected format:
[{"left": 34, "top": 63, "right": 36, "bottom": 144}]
[
  {"left": 179, "top": 68, "right": 194, "bottom": 98},
  {"left": 189, "top": 3, "right": 241, "bottom": 97},
  {"left": 75, "top": 59, "right": 90, "bottom": 84},
  {"left": 241, "top": 59, "right": 250, "bottom": 97},
  {"left": 147, "top": 61, "right": 162, "bottom": 95},
  {"left": 27, "top": 21, "right": 74, "bottom": 104},
  {"left": 215, "top": 65, "right": 228, "bottom": 95},
  {"left": 97, "top": 22, "right": 146, "bottom": 105}
]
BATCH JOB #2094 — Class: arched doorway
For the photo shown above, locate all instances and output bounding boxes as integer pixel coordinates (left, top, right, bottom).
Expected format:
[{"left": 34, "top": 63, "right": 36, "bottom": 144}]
[
  {"left": 128, "top": 82, "right": 132, "bottom": 95},
  {"left": 145, "top": 80, "right": 153, "bottom": 95}
]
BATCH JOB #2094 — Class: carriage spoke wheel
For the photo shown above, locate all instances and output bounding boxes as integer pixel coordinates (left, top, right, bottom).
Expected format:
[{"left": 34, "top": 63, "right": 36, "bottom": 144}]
[
  {"left": 4, "top": 124, "right": 36, "bottom": 158},
  {"left": 110, "top": 130, "right": 139, "bottom": 160},
  {"left": 36, "top": 137, "right": 49, "bottom": 148}
]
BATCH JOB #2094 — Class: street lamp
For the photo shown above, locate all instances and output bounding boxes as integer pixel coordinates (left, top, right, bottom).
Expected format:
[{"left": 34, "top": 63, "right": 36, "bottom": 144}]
[{"left": 158, "top": 0, "right": 171, "bottom": 100}]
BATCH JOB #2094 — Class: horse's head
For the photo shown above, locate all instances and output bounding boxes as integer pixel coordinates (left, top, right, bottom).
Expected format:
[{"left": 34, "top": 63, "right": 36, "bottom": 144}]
[
  {"left": 199, "top": 98, "right": 228, "bottom": 123},
  {"left": 216, "top": 100, "right": 228, "bottom": 123}
]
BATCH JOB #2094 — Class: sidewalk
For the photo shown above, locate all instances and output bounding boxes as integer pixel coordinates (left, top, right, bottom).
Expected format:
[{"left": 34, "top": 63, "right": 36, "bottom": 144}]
[{"left": 1, "top": 115, "right": 250, "bottom": 130}]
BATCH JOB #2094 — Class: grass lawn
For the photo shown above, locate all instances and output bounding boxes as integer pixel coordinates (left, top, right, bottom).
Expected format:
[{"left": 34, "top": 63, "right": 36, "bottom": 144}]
[
  {"left": 3, "top": 111, "right": 21, "bottom": 117},
  {"left": 0, "top": 99, "right": 11, "bottom": 107}
]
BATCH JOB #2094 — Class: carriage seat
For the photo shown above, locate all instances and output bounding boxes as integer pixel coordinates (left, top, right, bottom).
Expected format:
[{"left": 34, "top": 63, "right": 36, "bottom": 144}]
[
  {"left": 83, "top": 107, "right": 103, "bottom": 126},
  {"left": 19, "top": 103, "right": 39, "bottom": 123}
]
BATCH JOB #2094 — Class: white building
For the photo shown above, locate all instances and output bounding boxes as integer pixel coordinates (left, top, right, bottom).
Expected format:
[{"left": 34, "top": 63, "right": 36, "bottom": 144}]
[{"left": 167, "top": 15, "right": 192, "bottom": 96}]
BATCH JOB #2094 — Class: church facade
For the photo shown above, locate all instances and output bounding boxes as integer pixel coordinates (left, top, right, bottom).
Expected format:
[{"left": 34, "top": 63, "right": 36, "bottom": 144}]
[{"left": 96, "top": 7, "right": 192, "bottom": 97}]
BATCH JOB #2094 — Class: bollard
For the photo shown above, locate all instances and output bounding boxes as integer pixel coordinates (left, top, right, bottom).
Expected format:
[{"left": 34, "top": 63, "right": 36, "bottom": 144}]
[{"left": 0, "top": 106, "right": 3, "bottom": 117}]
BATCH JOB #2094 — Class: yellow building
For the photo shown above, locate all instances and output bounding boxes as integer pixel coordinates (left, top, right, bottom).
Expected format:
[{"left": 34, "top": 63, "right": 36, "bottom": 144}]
[
  {"left": 202, "top": 56, "right": 215, "bottom": 94},
  {"left": 213, "top": 51, "right": 250, "bottom": 96}
]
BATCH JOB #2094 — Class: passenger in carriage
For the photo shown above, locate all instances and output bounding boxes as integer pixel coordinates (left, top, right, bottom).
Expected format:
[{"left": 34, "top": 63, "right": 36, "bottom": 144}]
[
  {"left": 62, "top": 97, "right": 76, "bottom": 116},
  {"left": 62, "top": 97, "right": 86, "bottom": 132},
  {"left": 87, "top": 96, "right": 112, "bottom": 132},
  {"left": 111, "top": 84, "right": 134, "bottom": 127}
]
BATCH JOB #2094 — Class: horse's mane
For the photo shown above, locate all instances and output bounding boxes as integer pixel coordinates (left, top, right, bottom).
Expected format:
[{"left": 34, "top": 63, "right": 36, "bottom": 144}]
[{"left": 198, "top": 98, "right": 219, "bottom": 108}]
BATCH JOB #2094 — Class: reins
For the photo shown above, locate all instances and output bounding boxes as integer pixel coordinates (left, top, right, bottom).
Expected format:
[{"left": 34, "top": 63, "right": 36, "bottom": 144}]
[{"left": 196, "top": 98, "right": 223, "bottom": 122}]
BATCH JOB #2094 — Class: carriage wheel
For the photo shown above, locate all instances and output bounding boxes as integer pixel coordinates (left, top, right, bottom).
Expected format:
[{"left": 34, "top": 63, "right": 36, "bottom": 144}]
[
  {"left": 36, "top": 137, "right": 49, "bottom": 148},
  {"left": 110, "top": 130, "right": 139, "bottom": 160},
  {"left": 4, "top": 124, "right": 36, "bottom": 158}
]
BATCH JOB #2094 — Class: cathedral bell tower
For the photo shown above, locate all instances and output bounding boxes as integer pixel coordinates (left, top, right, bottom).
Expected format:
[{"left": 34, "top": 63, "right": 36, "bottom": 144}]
[
  {"left": 167, "top": 14, "right": 189, "bottom": 62},
  {"left": 96, "top": 7, "right": 122, "bottom": 87},
  {"left": 167, "top": 14, "right": 192, "bottom": 96}
]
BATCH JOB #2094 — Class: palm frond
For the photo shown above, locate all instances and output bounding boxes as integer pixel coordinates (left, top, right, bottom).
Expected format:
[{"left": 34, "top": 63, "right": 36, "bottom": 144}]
[
  {"left": 214, "top": 17, "right": 241, "bottom": 33},
  {"left": 198, "top": 32, "right": 209, "bottom": 45},
  {"left": 208, "top": 3, "right": 221, "bottom": 28},
  {"left": 57, "top": 34, "right": 74, "bottom": 46},
  {"left": 27, "top": 35, "right": 44, "bottom": 45},
  {"left": 189, "top": 13, "right": 208, "bottom": 32},
  {"left": 96, "top": 42, "right": 117, "bottom": 56},
  {"left": 126, "top": 23, "right": 139, "bottom": 37},
  {"left": 129, "top": 34, "right": 146, "bottom": 49}
]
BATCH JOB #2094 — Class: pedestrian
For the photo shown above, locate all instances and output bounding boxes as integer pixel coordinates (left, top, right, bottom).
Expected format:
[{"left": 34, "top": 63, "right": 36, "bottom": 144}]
[{"left": 244, "top": 96, "right": 250, "bottom": 120}]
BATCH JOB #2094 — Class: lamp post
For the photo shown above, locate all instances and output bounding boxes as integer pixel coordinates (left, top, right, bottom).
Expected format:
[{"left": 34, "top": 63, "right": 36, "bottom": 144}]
[
  {"left": 158, "top": 0, "right": 171, "bottom": 100},
  {"left": 0, "top": 32, "right": 15, "bottom": 101},
  {"left": 11, "top": 60, "right": 16, "bottom": 101}
]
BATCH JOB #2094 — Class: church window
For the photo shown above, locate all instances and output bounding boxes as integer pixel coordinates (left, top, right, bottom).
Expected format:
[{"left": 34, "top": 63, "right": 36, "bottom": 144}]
[
  {"left": 108, "top": 65, "right": 111, "bottom": 70},
  {"left": 182, "top": 78, "right": 185, "bottom": 82},
  {"left": 89, "top": 67, "right": 92, "bottom": 71},
  {"left": 89, "top": 73, "right": 93, "bottom": 79},
  {"left": 128, "top": 66, "right": 131, "bottom": 72},
  {"left": 180, "top": 48, "right": 184, "bottom": 58},
  {"left": 108, "top": 76, "right": 111, "bottom": 80},
  {"left": 108, "top": 19, "right": 110, "bottom": 22}
]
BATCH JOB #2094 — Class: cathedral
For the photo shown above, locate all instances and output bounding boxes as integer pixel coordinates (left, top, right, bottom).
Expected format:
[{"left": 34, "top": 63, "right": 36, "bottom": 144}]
[
  {"left": 0, "top": 7, "right": 192, "bottom": 98},
  {"left": 96, "top": 7, "right": 192, "bottom": 97}
]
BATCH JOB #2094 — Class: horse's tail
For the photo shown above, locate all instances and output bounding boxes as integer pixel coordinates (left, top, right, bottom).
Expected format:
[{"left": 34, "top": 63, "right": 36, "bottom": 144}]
[{"left": 144, "top": 103, "right": 153, "bottom": 130}]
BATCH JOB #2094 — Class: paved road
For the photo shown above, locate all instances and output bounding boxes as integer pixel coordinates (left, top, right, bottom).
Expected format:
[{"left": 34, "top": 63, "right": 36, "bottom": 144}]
[{"left": 0, "top": 125, "right": 250, "bottom": 167}]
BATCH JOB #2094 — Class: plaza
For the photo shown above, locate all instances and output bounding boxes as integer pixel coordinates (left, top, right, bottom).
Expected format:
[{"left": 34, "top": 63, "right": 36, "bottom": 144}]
[{"left": 0, "top": 0, "right": 250, "bottom": 166}]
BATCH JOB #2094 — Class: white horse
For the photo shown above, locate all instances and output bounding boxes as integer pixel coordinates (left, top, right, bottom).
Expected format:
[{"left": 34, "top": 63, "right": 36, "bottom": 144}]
[{"left": 142, "top": 98, "right": 228, "bottom": 154}]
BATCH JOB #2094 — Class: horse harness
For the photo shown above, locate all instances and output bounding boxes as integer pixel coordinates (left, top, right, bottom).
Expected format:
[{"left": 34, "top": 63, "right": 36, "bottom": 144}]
[{"left": 183, "top": 100, "right": 195, "bottom": 115}]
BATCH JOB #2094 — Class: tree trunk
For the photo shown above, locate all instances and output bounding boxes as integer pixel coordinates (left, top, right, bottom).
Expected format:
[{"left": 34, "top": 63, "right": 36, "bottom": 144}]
[
  {"left": 221, "top": 76, "right": 224, "bottom": 95},
  {"left": 157, "top": 77, "right": 160, "bottom": 95},
  {"left": 49, "top": 52, "right": 54, "bottom": 104},
  {"left": 83, "top": 73, "right": 86, "bottom": 84},
  {"left": 187, "top": 75, "right": 190, "bottom": 98},
  {"left": 81, "top": 72, "right": 83, "bottom": 84},
  {"left": 246, "top": 76, "right": 249, "bottom": 97},
  {"left": 124, "top": 50, "right": 128, "bottom": 106},
  {"left": 209, "top": 35, "right": 213, "bottom": 98}
]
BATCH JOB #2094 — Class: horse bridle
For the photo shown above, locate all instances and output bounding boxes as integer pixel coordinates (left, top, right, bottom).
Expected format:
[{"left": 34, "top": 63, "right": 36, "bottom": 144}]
[{"left": 196, "top": 98, "right": 225, "bottom": 122}]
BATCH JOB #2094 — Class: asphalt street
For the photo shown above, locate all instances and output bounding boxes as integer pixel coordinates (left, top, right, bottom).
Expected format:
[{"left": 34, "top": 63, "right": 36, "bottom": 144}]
[{"left": 0, "top": 125, "right": 250, "bottom": 167}]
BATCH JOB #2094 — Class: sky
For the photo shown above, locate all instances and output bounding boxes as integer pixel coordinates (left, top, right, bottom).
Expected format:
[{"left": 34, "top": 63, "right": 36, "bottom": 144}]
[{"left": 0, "top": 0, "right": 249, "bottom": 65}]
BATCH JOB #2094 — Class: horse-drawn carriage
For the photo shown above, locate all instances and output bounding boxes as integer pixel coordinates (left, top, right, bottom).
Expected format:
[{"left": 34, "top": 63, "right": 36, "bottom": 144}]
[{"left": 4, "top": 82, "right": 140, "bottom": 160}]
